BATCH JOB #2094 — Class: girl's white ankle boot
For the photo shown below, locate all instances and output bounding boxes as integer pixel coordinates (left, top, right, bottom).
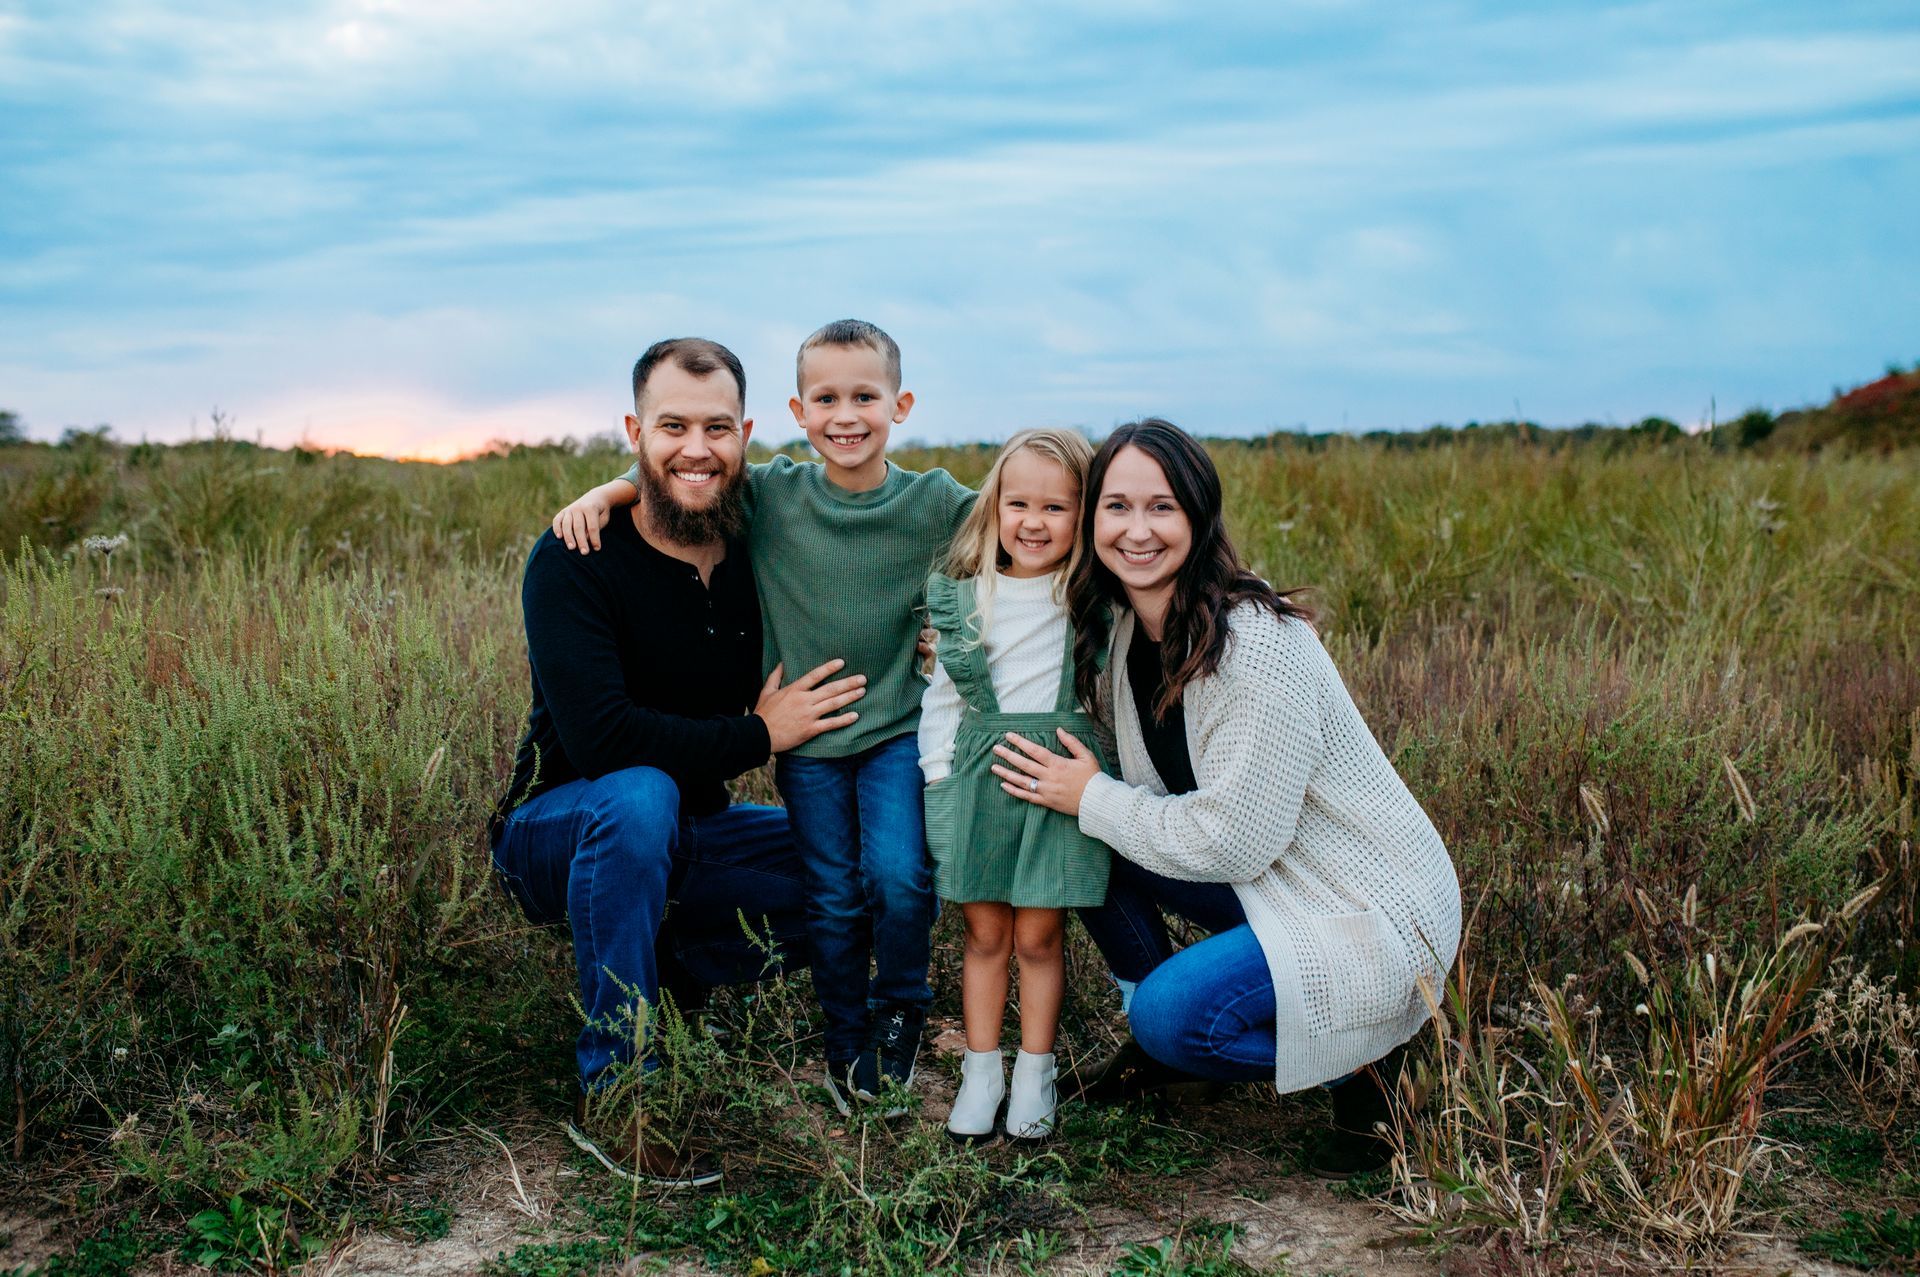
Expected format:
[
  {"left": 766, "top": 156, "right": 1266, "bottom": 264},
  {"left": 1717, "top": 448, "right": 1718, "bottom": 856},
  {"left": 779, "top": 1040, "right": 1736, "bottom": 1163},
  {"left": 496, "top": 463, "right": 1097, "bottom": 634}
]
[
  {"left": 947, "top": 1049, "right": 1006, "bottom": 1142},
  {"left": 1007, "top": 1049, "right": 1058, "bottom": 1140}
]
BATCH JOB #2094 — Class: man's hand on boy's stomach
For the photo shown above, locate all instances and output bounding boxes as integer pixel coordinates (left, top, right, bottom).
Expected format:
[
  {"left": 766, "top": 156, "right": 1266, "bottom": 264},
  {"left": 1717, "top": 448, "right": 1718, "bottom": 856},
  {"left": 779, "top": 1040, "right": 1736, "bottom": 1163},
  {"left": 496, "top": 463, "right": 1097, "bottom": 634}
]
[{"left": 754, "top": 658, "right": 868, "bottom": 754}]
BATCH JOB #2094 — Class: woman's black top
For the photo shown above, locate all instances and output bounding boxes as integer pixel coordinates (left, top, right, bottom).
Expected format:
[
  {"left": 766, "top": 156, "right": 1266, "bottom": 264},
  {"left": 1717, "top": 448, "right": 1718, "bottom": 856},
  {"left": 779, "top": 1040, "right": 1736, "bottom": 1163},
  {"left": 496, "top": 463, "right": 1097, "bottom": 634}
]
[{"left": 1126, "top": 630, "right": 1198, "bottom": 796}]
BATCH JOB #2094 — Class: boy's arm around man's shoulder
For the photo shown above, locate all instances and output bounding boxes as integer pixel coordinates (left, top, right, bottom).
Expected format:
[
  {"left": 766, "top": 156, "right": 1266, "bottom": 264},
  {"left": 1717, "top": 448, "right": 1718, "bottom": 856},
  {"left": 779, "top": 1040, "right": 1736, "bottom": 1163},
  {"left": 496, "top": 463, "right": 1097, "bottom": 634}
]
[{"left": 520, "top": 533, "right": 771, "bottom": 782}]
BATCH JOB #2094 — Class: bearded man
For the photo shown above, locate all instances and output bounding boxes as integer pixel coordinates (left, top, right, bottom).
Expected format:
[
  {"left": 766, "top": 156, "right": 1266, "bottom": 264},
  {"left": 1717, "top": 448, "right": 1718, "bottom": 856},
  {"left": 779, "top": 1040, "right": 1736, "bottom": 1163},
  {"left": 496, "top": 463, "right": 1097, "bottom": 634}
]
[{"left": 491, "top": 338, "right": 866, "bottom": 1187}]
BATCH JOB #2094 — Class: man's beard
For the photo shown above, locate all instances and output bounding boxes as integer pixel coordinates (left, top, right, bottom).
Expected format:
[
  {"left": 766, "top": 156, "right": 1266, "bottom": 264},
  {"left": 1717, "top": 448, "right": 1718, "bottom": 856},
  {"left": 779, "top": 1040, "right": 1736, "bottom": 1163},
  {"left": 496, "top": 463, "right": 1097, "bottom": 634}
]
[{"left": 634, "top": 453, "right": 748, "bottom": 546}]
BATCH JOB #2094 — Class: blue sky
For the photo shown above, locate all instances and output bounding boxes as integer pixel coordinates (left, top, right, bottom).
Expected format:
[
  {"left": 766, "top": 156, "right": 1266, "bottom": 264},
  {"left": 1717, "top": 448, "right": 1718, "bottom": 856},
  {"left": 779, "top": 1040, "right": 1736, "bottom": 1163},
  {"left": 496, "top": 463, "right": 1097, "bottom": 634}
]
[{"left": 2, "top": 1, "right": 1916, "bottom": 457}]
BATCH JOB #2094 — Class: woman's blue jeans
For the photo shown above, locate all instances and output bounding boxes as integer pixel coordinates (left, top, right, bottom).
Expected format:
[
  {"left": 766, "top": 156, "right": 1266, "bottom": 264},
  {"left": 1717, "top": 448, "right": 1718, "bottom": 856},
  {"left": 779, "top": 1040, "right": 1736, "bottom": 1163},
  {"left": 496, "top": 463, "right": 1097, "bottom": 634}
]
[
  {"left": 1077, "top": 856, "right": 1276, "bottom": 1082},
  {"left": 491, "top": 766, "right": 810, "bottom": 1090},
  {"left": 774, "top": 732, "right": 934, "bottom": 1063}
]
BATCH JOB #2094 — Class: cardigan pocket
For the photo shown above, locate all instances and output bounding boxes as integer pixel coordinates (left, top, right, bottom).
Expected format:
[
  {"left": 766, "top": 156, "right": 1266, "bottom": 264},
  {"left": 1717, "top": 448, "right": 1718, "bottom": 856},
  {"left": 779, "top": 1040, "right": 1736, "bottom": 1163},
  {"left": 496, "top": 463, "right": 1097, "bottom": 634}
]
[{"left": 1309, "top": 908, "right": 1406, "bottom": 1033}]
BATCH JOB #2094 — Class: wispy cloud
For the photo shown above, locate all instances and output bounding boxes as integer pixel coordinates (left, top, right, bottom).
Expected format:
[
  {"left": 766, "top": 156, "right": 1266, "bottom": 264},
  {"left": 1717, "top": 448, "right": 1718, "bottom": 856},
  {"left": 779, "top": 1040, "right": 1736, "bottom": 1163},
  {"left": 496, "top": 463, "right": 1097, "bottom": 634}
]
[{"left": 2, "top": 0, "right": 1915, "bottom": 452}]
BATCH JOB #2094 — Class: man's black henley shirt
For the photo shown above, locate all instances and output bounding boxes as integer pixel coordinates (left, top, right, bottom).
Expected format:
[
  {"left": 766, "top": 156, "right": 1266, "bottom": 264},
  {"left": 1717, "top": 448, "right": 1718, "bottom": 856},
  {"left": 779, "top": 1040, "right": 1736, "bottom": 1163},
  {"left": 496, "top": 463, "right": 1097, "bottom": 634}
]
[{"left": 498, "top": 509, "right": 771, "bottom": 824}]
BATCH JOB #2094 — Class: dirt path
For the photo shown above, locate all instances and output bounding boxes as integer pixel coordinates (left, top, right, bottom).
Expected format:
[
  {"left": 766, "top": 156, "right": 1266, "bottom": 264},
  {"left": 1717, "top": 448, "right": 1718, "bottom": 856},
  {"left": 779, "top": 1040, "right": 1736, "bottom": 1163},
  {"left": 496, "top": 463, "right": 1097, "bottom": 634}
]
[
  {"left": 295, "top": 1120, "right": 1432, "bottom": 1276},
  {"left": 0, "top": 1024, "right": 1857, "bottom": 1277}
]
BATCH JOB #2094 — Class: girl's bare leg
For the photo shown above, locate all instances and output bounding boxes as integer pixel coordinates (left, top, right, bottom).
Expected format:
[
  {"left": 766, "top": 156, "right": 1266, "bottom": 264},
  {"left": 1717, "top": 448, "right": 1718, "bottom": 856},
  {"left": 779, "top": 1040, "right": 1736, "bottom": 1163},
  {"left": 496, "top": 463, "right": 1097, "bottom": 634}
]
[
  {"left": 1012, "top": 907, "right": 1066, "bottom": 1055},
  {"left": 961, "top": 902, "right": 1014, "bottom": 1053}
]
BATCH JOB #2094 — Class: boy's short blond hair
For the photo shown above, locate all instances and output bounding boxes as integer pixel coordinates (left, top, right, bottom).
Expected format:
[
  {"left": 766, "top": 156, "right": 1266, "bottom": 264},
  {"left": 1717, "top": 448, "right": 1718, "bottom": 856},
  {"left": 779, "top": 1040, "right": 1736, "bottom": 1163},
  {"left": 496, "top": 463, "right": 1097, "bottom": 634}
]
[{"left": 795, "top": 318, "right": 902, "bottom": 393}]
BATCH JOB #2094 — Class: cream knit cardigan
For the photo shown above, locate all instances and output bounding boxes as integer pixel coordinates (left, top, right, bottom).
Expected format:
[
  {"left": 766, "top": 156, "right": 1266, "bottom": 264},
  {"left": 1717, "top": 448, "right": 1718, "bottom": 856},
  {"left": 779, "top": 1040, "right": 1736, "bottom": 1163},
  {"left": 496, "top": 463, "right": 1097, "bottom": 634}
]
[{"left": 1076, "top": 603, "right": 1462, "bottom": 1093}]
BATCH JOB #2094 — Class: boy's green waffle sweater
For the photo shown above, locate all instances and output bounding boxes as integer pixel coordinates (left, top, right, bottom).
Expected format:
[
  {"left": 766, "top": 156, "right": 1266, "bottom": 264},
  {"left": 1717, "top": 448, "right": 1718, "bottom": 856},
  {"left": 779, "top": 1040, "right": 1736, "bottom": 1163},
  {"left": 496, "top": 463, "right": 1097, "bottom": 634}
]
[{"left": 620, "top": 454, "right": 976, "bottom": 758}]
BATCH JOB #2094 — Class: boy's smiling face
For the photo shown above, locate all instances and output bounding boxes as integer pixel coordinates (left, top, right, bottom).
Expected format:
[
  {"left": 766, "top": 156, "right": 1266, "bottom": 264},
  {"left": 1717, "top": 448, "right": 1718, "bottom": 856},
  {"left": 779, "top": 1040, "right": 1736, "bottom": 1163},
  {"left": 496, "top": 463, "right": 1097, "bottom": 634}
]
[{"left": 789, "top": 342, "right": 913, "bottom": 491}]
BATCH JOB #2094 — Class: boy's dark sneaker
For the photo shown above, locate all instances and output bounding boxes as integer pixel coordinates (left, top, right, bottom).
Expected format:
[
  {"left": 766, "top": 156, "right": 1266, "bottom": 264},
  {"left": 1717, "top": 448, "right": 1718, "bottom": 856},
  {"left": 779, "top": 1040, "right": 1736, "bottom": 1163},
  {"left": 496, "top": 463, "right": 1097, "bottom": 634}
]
[
  {"left": 821, "top": 1058, "right": 857, "bottom": 1116},
  {"left": 850, "top": 1003, "right": 925, "bottom": 1117},
  {"left": 1062, "top": 1037, "right": 1213, "bottom": 1106},
  {"left": 566, "top": 1096, "right": 721, "bottom": 1189},
  {"left": 1309, "top": 1042, "right": 1407, "bottom": 1180}
]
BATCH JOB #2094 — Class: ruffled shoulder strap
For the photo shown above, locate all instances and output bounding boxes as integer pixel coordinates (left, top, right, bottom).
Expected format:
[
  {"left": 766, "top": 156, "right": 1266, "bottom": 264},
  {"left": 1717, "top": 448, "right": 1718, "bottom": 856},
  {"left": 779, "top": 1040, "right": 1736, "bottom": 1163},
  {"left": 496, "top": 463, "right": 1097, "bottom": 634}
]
[{"left": 924, "top": 572, "right": 999, "bottom": 714}]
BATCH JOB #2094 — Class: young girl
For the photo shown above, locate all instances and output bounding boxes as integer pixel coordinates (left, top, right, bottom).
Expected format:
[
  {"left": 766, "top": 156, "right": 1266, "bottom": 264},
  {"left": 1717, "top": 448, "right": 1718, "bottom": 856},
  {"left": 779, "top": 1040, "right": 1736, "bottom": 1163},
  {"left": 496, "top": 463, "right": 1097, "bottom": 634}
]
[{"left": 917, "top": 428, "right": 1111, "bottom": 1142}]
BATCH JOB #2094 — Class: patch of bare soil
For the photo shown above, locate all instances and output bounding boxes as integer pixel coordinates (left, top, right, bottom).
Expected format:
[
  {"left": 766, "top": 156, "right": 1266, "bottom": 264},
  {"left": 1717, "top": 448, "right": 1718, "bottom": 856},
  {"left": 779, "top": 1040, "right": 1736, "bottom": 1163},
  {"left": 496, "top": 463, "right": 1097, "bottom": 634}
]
[
  {"left": 1045, "top": 1169, "right": 1434, "bottom": 1275},
  {"left": 0, "top": 1206, "right": 63, "bottom": 1274},
  {"left": 311, "top": 1117, "right": 576, "bottom": 1277}
]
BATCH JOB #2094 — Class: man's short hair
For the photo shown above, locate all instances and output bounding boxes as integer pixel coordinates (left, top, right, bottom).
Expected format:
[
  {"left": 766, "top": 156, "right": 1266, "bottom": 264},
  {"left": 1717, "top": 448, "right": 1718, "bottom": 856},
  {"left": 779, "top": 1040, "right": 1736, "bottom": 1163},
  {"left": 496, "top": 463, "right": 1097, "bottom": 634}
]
[
  {"left": 631, "top": 338, "right": 746, "bottom": 412},
  {"left": 795, "top": 319, "right": 901, "bottom": 393}
]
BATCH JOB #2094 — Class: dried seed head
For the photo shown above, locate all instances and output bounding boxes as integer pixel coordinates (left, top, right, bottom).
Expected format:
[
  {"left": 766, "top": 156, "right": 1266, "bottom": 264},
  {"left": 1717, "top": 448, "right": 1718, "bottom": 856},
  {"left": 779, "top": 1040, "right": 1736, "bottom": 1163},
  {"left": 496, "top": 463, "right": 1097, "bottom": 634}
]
[
  {"left": 421, "top": 744, "right": 446, "bottom": 792},
  {"left": 1778, "top": 921, "right": 1823, "bottom": 948},
  {"left": 1578, "top": 783, "right": 1610, "bottom": 834},
  {"left": 1722, "top": 755, "right": 1756, "bottom": 824},
  {"left": 1840, "top": 881, "right": 1884, "bottom": 922}
]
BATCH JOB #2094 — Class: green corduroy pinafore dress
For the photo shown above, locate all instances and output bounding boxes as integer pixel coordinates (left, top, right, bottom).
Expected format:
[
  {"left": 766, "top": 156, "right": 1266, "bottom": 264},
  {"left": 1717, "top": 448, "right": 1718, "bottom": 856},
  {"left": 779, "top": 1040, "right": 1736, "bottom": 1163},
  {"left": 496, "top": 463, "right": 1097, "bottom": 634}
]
[{"left": 922, "top": 573, "right": 1114, "bottom": 908}]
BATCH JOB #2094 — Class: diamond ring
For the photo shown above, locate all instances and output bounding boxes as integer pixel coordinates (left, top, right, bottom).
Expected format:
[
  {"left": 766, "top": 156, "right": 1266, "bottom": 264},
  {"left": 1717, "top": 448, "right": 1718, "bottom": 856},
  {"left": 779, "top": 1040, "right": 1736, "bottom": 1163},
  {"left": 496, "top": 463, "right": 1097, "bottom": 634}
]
[{"left": 1028, "top": 778, "right": 1040, "bottom": 793}]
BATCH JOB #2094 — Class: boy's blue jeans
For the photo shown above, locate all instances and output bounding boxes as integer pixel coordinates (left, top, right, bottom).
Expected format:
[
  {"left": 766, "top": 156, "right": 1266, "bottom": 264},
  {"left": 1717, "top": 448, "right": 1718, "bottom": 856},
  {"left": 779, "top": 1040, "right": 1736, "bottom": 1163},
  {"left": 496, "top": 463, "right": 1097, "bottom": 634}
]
[
  {"left": 1077, "top": 856, "right": 1275, "bottom": 1082},
  {"left": 774, "top": 732, "right": 934, "bottom": 1063},
  {"left": 491, "top": 766, "right": 810, "bottom": 1090}
]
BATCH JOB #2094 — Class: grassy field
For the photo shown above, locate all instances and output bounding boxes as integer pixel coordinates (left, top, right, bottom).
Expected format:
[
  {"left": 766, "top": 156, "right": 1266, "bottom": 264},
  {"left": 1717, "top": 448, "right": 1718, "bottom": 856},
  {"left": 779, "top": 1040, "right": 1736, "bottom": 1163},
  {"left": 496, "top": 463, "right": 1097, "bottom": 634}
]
[{"left": 2, "top": 429, "right": 1917, "bottom": 1274}]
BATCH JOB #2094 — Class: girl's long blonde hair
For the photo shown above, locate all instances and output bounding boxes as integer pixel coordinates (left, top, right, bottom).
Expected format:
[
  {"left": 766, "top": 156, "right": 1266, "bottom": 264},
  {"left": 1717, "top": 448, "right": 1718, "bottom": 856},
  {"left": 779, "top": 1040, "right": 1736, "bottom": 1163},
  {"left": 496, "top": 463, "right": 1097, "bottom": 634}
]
[{"left": 940, "top": 428, "right": 1095, "bottom": 644}]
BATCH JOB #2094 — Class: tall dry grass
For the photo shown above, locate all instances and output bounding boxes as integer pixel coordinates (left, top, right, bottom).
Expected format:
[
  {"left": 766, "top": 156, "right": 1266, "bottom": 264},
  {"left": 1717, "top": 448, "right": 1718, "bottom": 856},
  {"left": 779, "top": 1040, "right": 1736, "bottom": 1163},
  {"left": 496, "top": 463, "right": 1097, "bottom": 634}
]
[{"left": 2, "top": 431, "right": 1915, "bottom": 1265}]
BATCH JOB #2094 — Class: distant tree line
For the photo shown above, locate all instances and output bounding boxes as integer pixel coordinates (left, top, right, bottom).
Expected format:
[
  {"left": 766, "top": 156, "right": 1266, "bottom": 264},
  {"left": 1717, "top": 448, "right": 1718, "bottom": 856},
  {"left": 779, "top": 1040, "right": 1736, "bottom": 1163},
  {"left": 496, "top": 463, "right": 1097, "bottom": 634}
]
[{"left": 4, "top": 361, "right": 1913, "bottom": 459}]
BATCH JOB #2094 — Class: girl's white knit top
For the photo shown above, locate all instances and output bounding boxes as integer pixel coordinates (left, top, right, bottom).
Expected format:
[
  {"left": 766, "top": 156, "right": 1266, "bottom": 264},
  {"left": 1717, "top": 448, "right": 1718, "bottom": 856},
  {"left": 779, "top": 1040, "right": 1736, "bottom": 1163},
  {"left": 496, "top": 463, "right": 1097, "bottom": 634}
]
[
  {"left": 1077, "top": 603, "right": 1462, "bottom": 1093},
  {"left": 918, "top": 571, "right": 1070, "bottom": 785}
]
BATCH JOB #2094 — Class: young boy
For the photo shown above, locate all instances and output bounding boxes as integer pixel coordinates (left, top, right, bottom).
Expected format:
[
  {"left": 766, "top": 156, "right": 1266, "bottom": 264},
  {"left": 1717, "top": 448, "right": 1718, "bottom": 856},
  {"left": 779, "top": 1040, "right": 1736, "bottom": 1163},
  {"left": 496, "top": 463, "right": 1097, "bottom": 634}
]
[{"left": 554, "top": 320, "right": 975, "bottom": 1111}]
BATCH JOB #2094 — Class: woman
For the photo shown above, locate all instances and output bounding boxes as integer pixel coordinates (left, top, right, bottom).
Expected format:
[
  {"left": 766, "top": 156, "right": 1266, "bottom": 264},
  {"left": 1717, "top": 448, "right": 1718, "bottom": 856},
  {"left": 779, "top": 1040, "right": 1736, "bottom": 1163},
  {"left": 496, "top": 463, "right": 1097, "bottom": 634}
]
[{"left": 988, "top": 418, "right": 1461, "bottom": 1174}]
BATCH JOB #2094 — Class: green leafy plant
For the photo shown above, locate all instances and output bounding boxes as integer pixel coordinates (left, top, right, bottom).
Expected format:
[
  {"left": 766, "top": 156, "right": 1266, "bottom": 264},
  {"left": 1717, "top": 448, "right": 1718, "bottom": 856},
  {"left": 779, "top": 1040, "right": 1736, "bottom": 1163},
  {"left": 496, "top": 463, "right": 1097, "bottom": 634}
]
[
  {"left": 1112, "top": 1223, "right": 1259, "bottom": 1276},
  {"left": 183, "top": 1196, "right": 321, "bottom": 1274}
]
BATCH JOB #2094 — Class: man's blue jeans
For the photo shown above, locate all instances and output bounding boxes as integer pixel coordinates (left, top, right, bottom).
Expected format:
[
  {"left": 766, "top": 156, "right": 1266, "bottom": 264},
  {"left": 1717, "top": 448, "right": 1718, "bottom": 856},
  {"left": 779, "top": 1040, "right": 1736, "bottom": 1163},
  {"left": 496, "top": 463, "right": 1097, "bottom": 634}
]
[
  {"left": 1077, "top": 856, "right": 1275, "bottom": 1082},
  {"left": 774, "top": 733, "right": 933, "bottom": 1063},
  {"left": 491, "top": 766, "right": 809, "bottom": 1090}
]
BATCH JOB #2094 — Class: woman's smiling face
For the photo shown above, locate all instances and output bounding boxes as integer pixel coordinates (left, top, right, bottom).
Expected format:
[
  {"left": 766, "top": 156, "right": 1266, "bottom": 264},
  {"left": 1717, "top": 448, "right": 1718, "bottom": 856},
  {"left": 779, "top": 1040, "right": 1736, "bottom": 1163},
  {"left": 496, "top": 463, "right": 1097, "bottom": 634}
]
[{"left": 1093, "top": 444, "right": 1192, "bottom": 617}]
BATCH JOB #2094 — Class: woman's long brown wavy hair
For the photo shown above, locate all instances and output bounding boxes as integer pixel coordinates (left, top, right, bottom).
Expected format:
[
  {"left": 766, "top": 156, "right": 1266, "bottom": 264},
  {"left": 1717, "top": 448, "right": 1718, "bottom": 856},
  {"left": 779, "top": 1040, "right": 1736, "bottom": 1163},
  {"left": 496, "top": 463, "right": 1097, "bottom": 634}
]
[{"left": 1069, "top": 418, "right": 1311, "bottom": 724}]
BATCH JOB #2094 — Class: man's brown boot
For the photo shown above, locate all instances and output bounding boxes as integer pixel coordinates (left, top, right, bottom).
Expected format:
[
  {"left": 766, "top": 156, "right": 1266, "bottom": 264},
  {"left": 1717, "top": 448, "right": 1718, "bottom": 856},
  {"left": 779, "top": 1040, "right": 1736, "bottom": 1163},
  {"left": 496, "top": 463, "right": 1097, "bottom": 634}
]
[{"left": 567, "top": 1095, "right": 722, "bottom": 1189}]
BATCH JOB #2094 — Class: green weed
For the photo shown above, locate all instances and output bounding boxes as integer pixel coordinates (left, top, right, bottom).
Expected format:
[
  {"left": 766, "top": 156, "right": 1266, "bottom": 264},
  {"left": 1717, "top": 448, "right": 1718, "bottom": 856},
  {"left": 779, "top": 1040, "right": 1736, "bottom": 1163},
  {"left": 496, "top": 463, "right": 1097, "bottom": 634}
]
[
  {"left": 1112, "top": 1223, "right": 1261, "bottom": 1276},
  {"left": 1764, "top": 1114, "right": 1885, "bottom": 1185},
  {"left": 182, "top": 1196, "right": 321, "bottom": 1273},
  {"left": 1802, "top": 1207, "right": 1920, "bottom": 1270}
]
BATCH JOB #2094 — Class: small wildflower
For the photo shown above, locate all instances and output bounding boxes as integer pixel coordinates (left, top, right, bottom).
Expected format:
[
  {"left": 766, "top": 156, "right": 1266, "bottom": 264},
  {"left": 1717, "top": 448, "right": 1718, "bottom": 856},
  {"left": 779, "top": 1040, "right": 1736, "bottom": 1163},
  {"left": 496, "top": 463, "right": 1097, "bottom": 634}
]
[
  {"left": 94, "top": 586, "right": 126, "bottom": 599},
  {"left": 83, "top": 533, "right": 128, "bottom": 556}
]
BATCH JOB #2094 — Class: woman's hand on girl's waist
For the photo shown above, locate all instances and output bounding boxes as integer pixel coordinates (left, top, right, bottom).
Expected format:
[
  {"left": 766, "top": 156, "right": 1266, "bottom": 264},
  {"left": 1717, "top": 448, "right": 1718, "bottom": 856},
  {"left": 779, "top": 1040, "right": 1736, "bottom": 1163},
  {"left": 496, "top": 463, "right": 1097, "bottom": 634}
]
[{"left": 992, "top": 728, "right": 1101, "bottom": 817}]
